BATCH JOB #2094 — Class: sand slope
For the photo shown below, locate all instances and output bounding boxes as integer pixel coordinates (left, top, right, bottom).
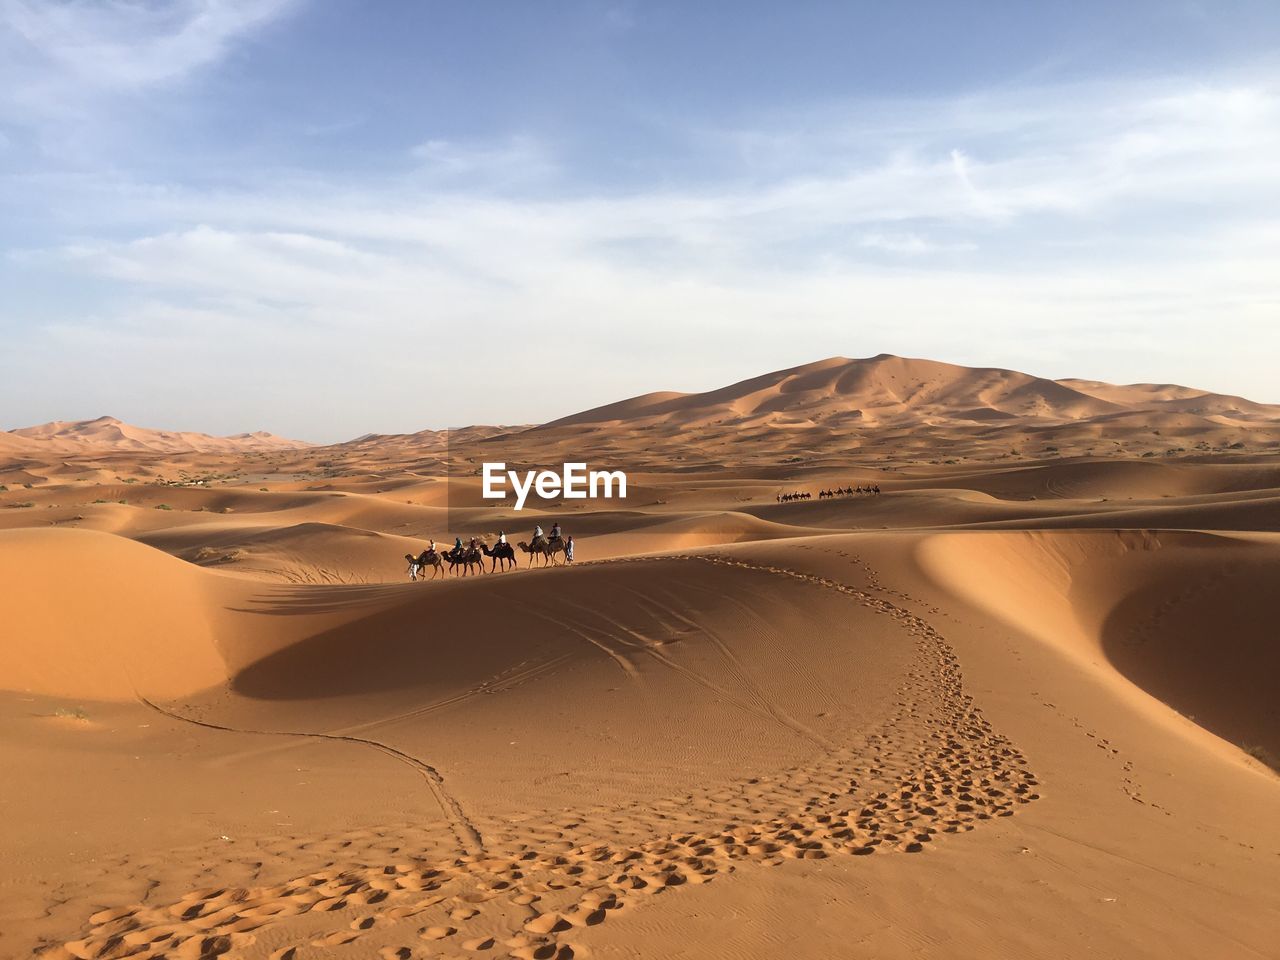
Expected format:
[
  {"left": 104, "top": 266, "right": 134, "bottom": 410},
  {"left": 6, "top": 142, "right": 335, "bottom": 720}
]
[
  {"left": 918, "top": 529, "right": 1279, "bottom": 757},
  {"left": 2, "top": 523, "right": 1277, "bottom": 959}
]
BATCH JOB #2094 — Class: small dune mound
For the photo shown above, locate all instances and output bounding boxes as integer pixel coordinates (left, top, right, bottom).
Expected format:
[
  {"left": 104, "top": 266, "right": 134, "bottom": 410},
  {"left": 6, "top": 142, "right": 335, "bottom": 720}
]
[{"left": 0, "top": 528, "right": 238, "bottom": 700}]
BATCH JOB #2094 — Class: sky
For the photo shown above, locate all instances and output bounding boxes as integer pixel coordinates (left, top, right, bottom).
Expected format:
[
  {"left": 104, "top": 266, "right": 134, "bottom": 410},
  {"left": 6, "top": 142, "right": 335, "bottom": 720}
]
[{"left": 1, "top": 0, "right": 1278, "bottom": 442}]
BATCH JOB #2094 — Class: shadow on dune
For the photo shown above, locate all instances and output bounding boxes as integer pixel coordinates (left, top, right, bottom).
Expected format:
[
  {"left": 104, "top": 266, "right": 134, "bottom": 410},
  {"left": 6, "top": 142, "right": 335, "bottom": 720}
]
[
  {"left": 226, "top": 559, "right": 784, "bottom": 705},
  {"left": 228, "top": 583, "right": 407, "bottom": 617},
  {"left": 917, "top": 527, "right": 1280, "bottom": 767},
  {"left": 228, "top": 589, "right": 538, "bottom": 701},
  {"left": 227, "top": 564, "right": 682, "bottom": 701},
  {"left": 1098, "top": 567, "right": 1280, "bottom": 759}
]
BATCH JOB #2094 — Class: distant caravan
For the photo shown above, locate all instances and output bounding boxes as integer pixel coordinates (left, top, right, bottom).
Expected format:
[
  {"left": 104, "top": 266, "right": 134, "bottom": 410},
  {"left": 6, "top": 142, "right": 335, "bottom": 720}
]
[{"left": 778, "top": 485, "right": 881, "bottom": 503}]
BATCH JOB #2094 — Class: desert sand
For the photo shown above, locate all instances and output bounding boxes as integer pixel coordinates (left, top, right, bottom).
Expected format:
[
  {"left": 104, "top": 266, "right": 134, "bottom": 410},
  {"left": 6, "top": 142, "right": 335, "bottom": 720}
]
[{"left": 1, "top": 355, "right": 1277, "bottom": 960}]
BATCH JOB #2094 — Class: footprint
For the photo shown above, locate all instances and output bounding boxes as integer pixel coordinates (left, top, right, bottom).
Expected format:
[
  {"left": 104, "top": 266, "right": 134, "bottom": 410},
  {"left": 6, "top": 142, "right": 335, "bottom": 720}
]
[{"left": 525, "top": 913, "right": 572, "bottom": 935}]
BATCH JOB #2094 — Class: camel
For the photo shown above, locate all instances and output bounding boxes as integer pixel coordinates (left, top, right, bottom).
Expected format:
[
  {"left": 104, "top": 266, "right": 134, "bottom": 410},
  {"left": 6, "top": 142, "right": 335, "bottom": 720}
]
[
  {"left": 517, "top": 539, "right": 564, "bottom": 567},
  {"left": 405, "top": 550, "right": 445, "bottom": 581},
  {"left": 446, "top": 545, "right": 486, "bottom": 576},
  {"left": 480, "top": 540, "right": 517, "bottom": 572}
]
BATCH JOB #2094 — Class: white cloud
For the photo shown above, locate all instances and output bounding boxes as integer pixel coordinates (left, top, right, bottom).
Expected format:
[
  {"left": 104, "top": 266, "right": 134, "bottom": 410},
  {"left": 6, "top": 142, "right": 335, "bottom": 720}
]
[
  {"left": 0, "top": 0, "right": 295, "bottom": 138},
  {"left": 4, "top": 69, "right": 1280, "bottom": 438},
  {"left": 2, "top": 0, "right": 294, "bottom": 89},
  {"left": 857, "top": 232, "right": 971, "bottom": 256},
  {"left": 408, "top": 136, "right": 559, "bottom": 189}
]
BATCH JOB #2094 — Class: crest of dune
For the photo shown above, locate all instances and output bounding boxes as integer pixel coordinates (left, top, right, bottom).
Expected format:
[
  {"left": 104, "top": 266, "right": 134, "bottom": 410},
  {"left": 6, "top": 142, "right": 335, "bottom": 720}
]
[{"left": 7, "top": 416, "right": 310, "bottom": 454}]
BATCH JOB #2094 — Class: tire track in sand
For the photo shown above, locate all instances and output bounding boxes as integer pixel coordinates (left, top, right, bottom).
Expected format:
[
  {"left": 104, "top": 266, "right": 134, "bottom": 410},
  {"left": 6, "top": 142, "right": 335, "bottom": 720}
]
[
  {"left": 555, "top": 596, "right": 831, "bottom": 748},
  {"left": 137, "top": 696, "right": 484, "bottom": 857},
  {"left": 623, "top": 585, "right": 836, "bottom": 751}
]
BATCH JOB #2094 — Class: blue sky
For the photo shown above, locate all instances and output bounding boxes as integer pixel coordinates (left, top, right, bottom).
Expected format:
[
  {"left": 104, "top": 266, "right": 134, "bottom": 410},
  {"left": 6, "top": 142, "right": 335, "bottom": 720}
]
[{"left": 2, "top": 1, "right": 1278, "bottom": 441}]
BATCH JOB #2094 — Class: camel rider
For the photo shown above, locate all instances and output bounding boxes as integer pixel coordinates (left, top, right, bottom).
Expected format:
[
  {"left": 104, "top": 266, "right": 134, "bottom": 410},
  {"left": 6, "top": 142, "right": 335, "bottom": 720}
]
[
  {"left": 427, "top": 539, "right": 437, "bottom": 556},
  {"left": 454, "top": 536, "right": 463, "bottom": 557},
  {"left": 550, "top": 522, "right": 562, "bottom": 543},
  {"left": 532, "top": 524, "right": 544, "bottom": 548},
  {"left": 498, "top": 530, "right": 507, "bottom": 545}
]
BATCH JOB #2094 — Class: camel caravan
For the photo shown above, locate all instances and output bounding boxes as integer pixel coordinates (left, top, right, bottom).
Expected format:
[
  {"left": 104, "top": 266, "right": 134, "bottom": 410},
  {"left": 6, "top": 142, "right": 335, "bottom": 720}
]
[
  {"left": 405, "top": 522, "right": 574, "bottom": 581},
  {"left": 777, "top": 484, "right": 881, "bottom": 503}
]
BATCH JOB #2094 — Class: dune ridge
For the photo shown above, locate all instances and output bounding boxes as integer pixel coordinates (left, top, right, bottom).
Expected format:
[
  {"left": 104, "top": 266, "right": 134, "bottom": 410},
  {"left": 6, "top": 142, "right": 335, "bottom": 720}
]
[
  {"left": 8, "top": 415, "right": 310, "bottom": 454},
  {"left": 7, "top": 356, "right": 1279, "bottom": 475},
  {"left": 543, "top": 353, "right": 1278, "bottom": 430}
]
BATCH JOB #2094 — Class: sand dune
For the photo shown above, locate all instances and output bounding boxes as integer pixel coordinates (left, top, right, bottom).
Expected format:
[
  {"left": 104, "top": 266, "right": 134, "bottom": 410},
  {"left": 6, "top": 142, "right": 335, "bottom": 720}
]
[
  {"left": 0, "top": 430, "right": 45, "bottom": 454},
  {"left": 0, "top": 528, "right": 235, "bottom": 700},
  {"left": 3, "top": 525, "right": 1276, "bottom": 959},
  {"left": 917, "top": 529, "right": 1279, "bottom": 757},
  {"left": 6, "top": 357, "right": 1278, "bottom": 486},
  {"left": 6, "top": 357, "right": 1279, "bottom": 491},
  {"left": 8, "top": 415, "right": 309, "bottom": 455},
  {"left": 2, "top": 355, "right": 1278, "bottom": 959},
  {"left": 551, "top": 354, "right": 1118, "bottom": 426},
  {"left": 534, "top": 355, "right": 1280, "bottom": 466}
]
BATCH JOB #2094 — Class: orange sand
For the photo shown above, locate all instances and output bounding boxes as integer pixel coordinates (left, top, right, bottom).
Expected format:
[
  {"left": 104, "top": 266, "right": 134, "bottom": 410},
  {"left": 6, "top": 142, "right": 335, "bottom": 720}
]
[{"left": 1, "top": 355, "right": 1277, "bottom": 959}]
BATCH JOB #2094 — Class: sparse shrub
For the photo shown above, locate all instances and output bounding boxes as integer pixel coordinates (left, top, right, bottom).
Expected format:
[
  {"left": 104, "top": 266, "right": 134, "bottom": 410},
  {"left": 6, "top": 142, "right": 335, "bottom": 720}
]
[
  {"left": 7, "top": 501, "right": 34, "bottom": 509},
  {"left": 1243, "top": 744, "right": 1279, "bottom": 771},
  {"left": 193, "top": 546, "right": 246, "bottom": 565},
  {"left": 54, "top": 706, "right": 88, "bottom": 721},
  {"left": 155, "top": 503, "right": 172, "bottom": 510}
]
